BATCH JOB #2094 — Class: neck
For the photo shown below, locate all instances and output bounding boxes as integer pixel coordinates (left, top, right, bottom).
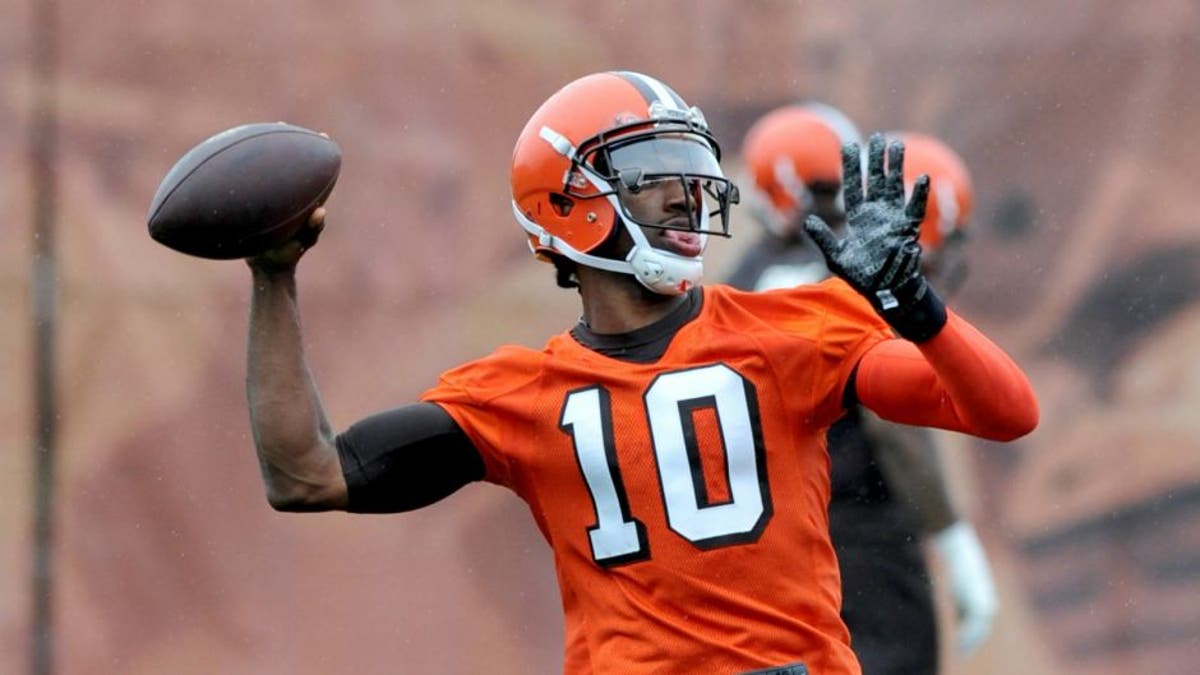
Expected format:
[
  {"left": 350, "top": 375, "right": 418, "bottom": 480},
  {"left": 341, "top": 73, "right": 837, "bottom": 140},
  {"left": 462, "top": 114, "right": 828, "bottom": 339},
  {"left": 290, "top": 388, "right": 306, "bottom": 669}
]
[{"left": 576, "top": 266, "right": 687, "bottom": 334}]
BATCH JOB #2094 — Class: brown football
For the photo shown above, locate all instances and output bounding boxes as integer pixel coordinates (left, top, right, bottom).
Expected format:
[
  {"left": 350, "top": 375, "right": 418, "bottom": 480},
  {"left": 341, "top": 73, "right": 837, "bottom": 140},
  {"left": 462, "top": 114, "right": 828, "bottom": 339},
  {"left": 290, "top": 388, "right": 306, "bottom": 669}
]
[{"left": 147, "top": 122, "right": 341, "bottom": 260}]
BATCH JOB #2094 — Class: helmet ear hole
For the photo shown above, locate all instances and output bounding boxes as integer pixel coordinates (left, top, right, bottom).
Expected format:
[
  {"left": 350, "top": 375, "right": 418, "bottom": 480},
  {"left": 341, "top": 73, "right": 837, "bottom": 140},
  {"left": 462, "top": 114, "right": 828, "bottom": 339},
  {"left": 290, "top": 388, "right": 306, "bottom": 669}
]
[{"left": 549, "top": 192, "right": 574, "bottom": 217}]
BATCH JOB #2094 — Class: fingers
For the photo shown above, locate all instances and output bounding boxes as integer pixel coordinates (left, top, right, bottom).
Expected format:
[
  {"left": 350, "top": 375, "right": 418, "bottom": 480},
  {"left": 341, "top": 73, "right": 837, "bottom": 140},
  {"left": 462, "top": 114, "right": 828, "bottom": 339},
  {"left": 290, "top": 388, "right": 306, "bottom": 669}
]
[
  {"left": 296, "top": 207, "right": 327, "bottom": 250},
  {"left": 245, "top": 207, "right": 327, "bottom": 271},
  {"left": 840, "top": 142, "right": 863, "bottom": 215},
  {"left": 296, "top": 227, "right": 322, "bottom": 251},
  {"left": 803, "top": 215, "right": 842, "bottom": 258},
  {"left": 884, "top": 139, "right": 905, "bottom": 205},
  {"left": 906, "top": 174, "right": 931, "bottom": 234},
  {"left": 866, "top": 133, "right": 887, "bottom": 201}
]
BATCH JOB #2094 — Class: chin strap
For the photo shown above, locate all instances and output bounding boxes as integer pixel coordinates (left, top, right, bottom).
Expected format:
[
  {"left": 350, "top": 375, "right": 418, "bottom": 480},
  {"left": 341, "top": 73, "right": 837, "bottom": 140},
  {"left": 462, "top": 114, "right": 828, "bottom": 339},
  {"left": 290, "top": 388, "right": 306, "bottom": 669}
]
[
  {"left": 619, "top": 200, "right": 707, "bottom": 294},
  {"left": 512, "top": 201, "right": 704, "bottom": 295},
  {"left": 626, "top": 241, "right": 704, "bottom": 295}
]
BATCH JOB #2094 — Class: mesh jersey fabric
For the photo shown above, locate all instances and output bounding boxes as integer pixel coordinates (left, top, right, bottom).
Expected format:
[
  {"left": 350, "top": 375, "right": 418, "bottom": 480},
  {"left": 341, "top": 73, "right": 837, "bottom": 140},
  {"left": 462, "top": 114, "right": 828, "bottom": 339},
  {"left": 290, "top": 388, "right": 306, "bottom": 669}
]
[
  {"left": 726, "top": 238, "right": 937, "bottom": 675},
  {"left": 421, "top": 279, "right": 890, "bottom": 675}
]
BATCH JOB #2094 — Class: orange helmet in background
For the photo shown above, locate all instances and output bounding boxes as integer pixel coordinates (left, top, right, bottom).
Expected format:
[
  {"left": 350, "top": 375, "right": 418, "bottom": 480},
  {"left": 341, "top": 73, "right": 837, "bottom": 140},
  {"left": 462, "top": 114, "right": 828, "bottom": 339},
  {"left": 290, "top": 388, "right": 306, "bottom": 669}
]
[
  {"left": 740, "top": 102, "right": 862, "bottom": 237},
  {"left": 893, "top": 131, "right": 975, "bottom": 251},
  {"left": 510, "top": 71, "right": 738, "bottom": 295}
]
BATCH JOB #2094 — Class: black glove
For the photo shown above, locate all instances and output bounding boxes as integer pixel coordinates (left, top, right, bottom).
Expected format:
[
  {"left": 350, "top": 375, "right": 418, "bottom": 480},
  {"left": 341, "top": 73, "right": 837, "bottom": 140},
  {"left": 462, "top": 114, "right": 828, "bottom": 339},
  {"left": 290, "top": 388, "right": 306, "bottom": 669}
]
[{"left": 804, "top": 133, "right": 947, "bottom": 342}]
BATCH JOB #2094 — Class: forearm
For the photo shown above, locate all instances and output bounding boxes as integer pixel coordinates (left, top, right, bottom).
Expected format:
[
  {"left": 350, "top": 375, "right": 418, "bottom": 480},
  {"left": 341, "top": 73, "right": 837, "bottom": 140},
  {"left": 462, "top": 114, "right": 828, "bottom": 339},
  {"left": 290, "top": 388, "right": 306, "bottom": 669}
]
[
  {"left": 247, "top": 267, "right": 347, "bottom": 510},
  {"left": 855, "top": 311, "right": 1039, "bottom": 440}
]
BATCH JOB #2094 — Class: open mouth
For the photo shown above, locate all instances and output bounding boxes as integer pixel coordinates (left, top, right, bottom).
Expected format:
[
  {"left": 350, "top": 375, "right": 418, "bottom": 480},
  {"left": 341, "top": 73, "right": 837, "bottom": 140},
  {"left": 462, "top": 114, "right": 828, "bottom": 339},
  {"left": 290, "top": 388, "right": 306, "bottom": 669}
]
[{"left": 658, "top": 228, "right": 703, "bottom": 257}]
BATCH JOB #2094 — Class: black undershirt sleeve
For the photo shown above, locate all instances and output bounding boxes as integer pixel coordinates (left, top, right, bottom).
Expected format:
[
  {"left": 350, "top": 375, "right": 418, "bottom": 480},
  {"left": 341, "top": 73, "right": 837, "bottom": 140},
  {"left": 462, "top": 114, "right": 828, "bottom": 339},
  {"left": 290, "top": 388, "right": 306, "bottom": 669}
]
[
  {"left": 842, "top": 364, "right": 861, "bottom": 411},
  {"left": 334, "top": 402, "right": 485, "bottom": 513}
]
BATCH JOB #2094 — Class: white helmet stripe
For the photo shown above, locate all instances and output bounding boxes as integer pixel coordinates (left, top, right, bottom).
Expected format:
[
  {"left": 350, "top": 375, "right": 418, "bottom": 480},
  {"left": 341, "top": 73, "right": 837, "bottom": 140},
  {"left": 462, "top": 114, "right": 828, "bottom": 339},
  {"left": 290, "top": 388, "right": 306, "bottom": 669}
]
[
  {"left": 936, "top": 182, "right": 959, "bottom": 235},
  {"left": 538, "top": 126, "right": 577, "bottom": 159},
  {"left": 615, "top": 71, "right": 686, "bottom": 110}
]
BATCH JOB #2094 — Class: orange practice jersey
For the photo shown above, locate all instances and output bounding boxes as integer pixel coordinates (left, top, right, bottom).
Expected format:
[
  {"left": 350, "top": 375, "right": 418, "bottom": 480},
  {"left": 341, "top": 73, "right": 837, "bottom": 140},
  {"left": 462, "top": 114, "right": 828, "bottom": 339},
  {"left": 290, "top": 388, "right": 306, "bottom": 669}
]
[{"left": 421, "top": 279, "right": 892, "bottom": 675}]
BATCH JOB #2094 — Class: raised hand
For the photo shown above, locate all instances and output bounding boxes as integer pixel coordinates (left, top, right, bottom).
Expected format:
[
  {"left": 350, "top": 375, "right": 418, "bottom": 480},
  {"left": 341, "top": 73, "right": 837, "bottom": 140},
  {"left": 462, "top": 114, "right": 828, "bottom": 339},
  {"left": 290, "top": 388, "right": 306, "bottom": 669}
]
[
  {"left": 804, "top": 133, "right": 946, "bottom": 342},
  {"left": 246, "top": 207, "right": 327, "bottom": 274}
]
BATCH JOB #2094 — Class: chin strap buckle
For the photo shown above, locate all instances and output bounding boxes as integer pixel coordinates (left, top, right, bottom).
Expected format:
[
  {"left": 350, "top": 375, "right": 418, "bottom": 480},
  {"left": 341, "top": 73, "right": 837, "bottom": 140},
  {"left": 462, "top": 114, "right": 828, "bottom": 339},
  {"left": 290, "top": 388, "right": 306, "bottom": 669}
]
[{"left": 641, "top": 260, "right": 664, "bottom": 280}]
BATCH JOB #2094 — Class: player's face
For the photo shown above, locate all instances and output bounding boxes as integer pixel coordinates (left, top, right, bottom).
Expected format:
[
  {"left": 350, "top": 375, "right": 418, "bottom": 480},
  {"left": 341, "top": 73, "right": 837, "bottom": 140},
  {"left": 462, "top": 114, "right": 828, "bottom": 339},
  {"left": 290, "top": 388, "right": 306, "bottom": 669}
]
[
  {"left": 613, "top": 179, "right": 707, "bottom": 258},
  {"left": 769, "top": 181, "right": 844, "bottom": 242},
  {"left": 617, "top": 175, "right": 702, "bottom": 228},
  {"left": 808, "top": 182, "right": 845, "bottom": 231},
  {"left": 608, "top": 136, "right": 732, "bottom": 237}
]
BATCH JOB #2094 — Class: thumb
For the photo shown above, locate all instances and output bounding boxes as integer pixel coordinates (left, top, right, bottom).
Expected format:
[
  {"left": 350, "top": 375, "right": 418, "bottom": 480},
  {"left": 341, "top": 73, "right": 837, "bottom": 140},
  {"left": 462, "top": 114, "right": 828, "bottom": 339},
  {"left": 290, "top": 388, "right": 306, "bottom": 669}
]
[
  {"left": 309, "top": 206, "right": 327, "bottom": 229},
  {"left": 296, "top": 207, "right": 327, "bottom": 250},
  {"left": 803, "top": 215, "right": 842, "bottom": 258},
  {"left": 906, "top": 174, "right": 931, "bottom": 231}
]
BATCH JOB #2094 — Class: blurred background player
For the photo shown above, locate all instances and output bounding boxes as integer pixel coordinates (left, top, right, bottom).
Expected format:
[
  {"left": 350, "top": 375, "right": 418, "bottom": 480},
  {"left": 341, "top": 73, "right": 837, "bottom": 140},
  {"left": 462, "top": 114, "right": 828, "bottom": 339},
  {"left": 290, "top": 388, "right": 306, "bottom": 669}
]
[
  {"left": 727, "top": 104, "right": 997, "bottom": 674},
  {"left": 726, "top": 102, "right": 861, "bottom": 291}
]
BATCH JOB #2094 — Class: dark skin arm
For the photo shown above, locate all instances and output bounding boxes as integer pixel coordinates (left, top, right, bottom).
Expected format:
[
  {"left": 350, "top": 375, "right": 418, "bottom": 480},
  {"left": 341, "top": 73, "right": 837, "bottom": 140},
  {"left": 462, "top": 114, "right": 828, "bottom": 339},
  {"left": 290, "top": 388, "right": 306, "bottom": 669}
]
[{"left": 245, "top": 208, "right": 348, "bottom": 511}]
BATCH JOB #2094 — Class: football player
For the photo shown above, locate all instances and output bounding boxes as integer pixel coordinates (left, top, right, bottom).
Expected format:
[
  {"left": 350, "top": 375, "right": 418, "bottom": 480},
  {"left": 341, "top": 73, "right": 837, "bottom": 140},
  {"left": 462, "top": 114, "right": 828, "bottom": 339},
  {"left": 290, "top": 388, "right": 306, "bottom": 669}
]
[
  {"left": 242, "top": 71, "right": 1037, "bottom": 675},
  {"left": 730, "top": 109, "right": 996, "bottom": 674}
]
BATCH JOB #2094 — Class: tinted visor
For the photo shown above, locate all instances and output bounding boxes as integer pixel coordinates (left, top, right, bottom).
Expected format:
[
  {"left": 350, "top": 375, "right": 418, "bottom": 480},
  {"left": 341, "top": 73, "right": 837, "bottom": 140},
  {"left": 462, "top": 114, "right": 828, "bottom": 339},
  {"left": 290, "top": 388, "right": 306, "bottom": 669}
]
[
  {"left": 603, "top": 136, "right": 739, "bottom": 236},
  {"left": 608, "top": 135, "right": 723, "bottom": 177}
]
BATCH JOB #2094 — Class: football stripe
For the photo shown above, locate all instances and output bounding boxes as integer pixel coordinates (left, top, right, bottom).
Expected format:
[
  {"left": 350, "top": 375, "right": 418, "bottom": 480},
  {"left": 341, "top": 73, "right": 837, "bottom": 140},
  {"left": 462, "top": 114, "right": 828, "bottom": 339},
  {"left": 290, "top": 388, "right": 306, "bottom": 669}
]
[{"left": 613, "top": 71, "right": 687, "bottom": 111}]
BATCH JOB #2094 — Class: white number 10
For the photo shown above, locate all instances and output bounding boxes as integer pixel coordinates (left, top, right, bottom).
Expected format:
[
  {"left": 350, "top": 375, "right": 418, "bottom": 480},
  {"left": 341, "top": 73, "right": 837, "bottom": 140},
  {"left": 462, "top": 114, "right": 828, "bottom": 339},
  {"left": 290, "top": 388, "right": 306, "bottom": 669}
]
[{"left": 559, "top": 364, "right": 772, "bottom": 567}]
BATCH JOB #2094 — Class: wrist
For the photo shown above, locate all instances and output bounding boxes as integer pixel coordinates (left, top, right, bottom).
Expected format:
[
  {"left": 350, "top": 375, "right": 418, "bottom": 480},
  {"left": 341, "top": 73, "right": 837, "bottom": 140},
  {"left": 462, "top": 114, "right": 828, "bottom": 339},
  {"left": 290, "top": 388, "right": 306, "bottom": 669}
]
[
  {"left": 248, "top": 263, "right": 299, "bottom": 295},
  {"left": 880, "top": 275, "right": 946, "bottom": 342},
  {"left": 248, "top": 259, "right": 298, "bottom": 279}
]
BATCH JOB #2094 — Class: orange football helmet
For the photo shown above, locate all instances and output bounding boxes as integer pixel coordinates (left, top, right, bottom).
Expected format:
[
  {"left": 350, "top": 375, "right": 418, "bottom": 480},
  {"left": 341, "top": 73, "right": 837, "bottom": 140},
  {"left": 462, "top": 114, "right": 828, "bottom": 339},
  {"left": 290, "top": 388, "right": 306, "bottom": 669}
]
[
  {"left": 893, "top": 131, "right": 974, "bottom": 251},
  {"left": 510, "top": 71, "right": 738, "bottom": 295},
  {"left": 740, "top": 102, "right": 862, "bottom": 238}
]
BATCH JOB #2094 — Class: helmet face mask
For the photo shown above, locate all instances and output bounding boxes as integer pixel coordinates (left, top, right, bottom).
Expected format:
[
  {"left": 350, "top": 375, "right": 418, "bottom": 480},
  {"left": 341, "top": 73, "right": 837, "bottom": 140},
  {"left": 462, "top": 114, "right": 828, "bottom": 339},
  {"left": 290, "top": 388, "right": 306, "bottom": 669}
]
[
  {"left": 510, "top": 71, "right": 740, "bottom": 295},
  {"left": 590, "top": 135, "right": 738, "bottom": 238}
]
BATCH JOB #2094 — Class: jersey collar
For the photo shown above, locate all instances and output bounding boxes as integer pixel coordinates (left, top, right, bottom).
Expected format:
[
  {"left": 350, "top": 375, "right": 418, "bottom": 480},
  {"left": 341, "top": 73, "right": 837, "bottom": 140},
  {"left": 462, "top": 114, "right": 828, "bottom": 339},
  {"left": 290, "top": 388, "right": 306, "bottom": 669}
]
[{"left": 570, "top": 287, "right": 704, "bottom": 363}]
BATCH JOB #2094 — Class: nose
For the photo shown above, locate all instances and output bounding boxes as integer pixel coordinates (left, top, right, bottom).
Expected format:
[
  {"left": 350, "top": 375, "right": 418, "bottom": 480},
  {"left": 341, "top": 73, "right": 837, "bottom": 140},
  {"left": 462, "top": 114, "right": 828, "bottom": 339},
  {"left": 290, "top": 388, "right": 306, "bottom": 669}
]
[
  {"left": 662, "top": 179, "right": 701, "bottom": 216},
  {"left": 664, "top": 183, "right": 687, "bottom": 214}
]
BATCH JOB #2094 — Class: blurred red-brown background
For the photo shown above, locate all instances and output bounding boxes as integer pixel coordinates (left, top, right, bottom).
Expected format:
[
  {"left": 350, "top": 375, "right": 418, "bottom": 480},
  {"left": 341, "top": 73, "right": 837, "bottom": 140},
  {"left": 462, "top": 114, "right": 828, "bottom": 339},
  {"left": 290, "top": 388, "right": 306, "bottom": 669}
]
[{"left": 2, "top": 1, "right": 1199, "bottom": 673}]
